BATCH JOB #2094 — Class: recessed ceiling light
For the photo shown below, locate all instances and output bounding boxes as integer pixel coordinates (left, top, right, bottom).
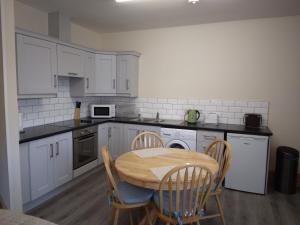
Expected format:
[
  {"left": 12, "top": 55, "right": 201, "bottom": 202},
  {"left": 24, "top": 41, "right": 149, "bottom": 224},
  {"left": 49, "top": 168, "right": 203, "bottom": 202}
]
[{"left": 188, "top": 0, "right": 200, "bottom": 4}]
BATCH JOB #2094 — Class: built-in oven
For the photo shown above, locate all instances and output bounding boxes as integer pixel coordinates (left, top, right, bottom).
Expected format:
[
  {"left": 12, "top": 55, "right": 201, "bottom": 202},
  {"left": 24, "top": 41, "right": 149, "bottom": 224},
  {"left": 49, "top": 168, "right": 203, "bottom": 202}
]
[{"left": 73, "top": 126, "right": 98, "bottom": 176}]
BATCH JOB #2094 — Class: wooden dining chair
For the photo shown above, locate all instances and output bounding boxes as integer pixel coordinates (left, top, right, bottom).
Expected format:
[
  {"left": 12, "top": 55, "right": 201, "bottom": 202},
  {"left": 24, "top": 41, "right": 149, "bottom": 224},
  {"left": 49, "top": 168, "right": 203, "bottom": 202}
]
[
  {"left": 131, "top": 131, "right": 165, "bottom": 150},
  {"left": 101, "top": 146, "right": 154, "bottom": 225},
  {"left": 153, "top": 164, "right": 213, "bottom": 225},
  {"left": 200, "top": 139, "right": 232, "bottom": 225}
]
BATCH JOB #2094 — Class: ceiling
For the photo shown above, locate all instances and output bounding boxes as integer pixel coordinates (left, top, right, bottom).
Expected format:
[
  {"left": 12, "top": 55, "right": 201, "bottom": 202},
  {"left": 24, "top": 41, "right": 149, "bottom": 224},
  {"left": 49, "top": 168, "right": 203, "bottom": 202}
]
[{"left": 17, "top": 0, "right": 300, "bottom": 33}]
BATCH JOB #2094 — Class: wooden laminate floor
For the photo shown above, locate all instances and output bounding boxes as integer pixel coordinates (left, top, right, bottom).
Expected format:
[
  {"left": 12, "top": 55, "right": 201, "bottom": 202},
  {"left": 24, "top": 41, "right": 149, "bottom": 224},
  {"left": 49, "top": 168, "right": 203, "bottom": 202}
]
[{"left": 29, "top": 167, "right": 300, "bottom": 225}]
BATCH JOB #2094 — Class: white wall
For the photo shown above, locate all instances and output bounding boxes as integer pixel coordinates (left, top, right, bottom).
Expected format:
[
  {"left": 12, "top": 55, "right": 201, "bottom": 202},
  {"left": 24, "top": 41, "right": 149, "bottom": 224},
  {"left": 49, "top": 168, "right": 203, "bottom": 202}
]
[
  {"left": 14, "top": 1, "right": 102, "bottom": 49},
  {"left": 101, "top": 16, "right": 300, "bottom": 172},
  {"left": 0, "top": 0, "right": 22, "bottom": 210}
]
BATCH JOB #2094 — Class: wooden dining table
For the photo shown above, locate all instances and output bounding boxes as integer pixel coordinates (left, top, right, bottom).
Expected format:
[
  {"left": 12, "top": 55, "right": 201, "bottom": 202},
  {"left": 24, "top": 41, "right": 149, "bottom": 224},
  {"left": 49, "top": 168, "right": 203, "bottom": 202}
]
[
  {"left": 115, "top": 148, "right": 219, "bottom": 225},
  {"left": 115, "top": 148, "right": 219, "bottom": 190}
]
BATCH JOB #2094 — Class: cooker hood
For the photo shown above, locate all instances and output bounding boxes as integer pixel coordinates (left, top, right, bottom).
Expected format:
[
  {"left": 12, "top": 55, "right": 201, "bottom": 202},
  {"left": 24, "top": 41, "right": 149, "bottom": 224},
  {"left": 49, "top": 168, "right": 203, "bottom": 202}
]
[{"left": 48, "top": 12, "right": 71, "bottom": 42}]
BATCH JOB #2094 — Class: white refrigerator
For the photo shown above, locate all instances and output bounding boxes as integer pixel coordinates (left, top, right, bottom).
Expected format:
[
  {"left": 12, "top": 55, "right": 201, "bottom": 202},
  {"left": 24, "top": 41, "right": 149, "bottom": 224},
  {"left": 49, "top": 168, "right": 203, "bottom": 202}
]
[{"left": 225, "top": 133, "right": 270, "bottom": 194}]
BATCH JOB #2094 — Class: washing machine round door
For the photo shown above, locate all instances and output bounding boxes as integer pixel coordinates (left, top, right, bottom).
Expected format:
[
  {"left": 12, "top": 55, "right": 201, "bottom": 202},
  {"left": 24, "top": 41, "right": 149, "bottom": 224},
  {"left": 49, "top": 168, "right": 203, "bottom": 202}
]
[{"left": 166, "top": 140, "right": 190, "bottom": 150}]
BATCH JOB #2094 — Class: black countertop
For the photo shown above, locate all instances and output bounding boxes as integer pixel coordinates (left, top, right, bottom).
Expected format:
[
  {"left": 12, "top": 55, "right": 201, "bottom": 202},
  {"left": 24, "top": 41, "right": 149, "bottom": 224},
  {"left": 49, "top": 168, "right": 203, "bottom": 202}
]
[{"left": 19, "top": 117, "right": 273, "bottom": 144}]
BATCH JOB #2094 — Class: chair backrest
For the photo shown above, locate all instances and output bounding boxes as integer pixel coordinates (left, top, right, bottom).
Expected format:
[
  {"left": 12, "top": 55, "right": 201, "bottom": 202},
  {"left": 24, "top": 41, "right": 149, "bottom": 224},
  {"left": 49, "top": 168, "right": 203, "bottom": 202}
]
[
  {"left": 101, "top": 146, "right": 122, "bottom": 204},
  {"left": 158, "top": 164, "right": 213, "bottom": 221},
  {"left": 205, "top": 140, "right": 232, "bottom": 191},
  {"left": 131, "top": 131, "right": 164, "bottom": 150}
]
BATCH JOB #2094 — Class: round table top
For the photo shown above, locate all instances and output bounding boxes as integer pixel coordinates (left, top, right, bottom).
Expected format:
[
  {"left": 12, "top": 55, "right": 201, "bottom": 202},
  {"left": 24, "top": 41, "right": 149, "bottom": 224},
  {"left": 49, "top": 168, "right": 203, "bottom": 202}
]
[
  {"left": 0, "top": 209, "right": 57, "bottom": 225},
  {"left": 115, "top": 148, "right": 219, "bottom": 190}
]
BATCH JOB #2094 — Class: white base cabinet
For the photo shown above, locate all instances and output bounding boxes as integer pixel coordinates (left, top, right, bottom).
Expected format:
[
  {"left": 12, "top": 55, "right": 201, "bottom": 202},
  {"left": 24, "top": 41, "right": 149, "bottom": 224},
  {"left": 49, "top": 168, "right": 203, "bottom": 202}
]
[
  {"left": 28, "top": 132, "right": 73, "bottom": 201},
  {"left": 196, "top": 130, "right": 224, "bottom": 152},
  {"left": 124, "top": 124, "right": 161, "bottom": 151},
  {"left": 225, "top": 133, "right": 269, "bottom": 194}
]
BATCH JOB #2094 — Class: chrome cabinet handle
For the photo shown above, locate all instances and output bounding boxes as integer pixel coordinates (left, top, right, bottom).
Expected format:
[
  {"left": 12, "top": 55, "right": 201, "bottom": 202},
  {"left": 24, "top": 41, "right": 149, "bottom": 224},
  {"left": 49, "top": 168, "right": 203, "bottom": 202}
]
[
  {"left": 113, "top": 79, "right": 116, "bottom": 89},
  {"left": 56, "top": 142, "right": 59, "bottom": 156},
  {"left": 126, "top": 79, "right": 129, "bottom": 90},
  {"left": 68, "top": 72, "right": 78, "bottom": 76},
  {"left": 86, "top": 78, "right": 89, "bottom": 89},
  {"left": 50, "top": 144, "right": 54, "bottom": 158},
  {"left": 108, "top": 127, "right": 112, "bottom": 138},
  {"left": 54, "top": 75, "right": 57, "bottom": 88}
]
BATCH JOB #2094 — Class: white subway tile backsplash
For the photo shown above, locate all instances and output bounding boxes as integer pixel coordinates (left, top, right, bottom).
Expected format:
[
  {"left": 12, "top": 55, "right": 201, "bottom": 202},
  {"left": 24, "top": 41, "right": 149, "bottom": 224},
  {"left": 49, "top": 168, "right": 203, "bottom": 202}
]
[
  {"left": 18, "top": 78, "right": 269, "bottom": 128},
  {"left": 134, "top": 98, "right": 269, "bottom": 126},
  {"left": 18, "top": 78, "right": 102, "bottom": 128}
]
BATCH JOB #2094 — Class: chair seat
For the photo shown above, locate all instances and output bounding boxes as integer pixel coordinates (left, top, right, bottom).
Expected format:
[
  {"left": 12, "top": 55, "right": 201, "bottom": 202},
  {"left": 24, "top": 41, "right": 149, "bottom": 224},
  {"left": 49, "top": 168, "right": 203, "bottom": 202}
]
[
  {"left": 153, "top": 190, "right": 197, "bottom": 215},
  {"left": 117, "top": 182, "right": 154, "bottom": 204}
]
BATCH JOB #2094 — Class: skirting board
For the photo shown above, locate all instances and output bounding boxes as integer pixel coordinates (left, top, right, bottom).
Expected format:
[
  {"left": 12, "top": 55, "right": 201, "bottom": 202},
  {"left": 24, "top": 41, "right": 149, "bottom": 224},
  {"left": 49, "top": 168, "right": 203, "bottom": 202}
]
[{"left": 268, "top": 171, "right": 300, "bottom": 187}]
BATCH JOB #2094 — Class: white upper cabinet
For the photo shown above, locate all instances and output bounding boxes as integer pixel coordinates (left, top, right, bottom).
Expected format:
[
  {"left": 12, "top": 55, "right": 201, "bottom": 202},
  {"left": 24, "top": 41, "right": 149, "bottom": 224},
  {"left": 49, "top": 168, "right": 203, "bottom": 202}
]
[
  {"left": 57, "top": 44, "right": 85, "bottom": 78},
  {"left": 16, "top": 34, "right": 58, "bottom": 98},
  {"left": 95, "top": 54, "right": 117, "bottom": 95},
  {"left": 84, "top": 52, "right": 96, "bottom": 94},
  {"left": 117, "top": 54, "right": 139, "bottom": 97}
]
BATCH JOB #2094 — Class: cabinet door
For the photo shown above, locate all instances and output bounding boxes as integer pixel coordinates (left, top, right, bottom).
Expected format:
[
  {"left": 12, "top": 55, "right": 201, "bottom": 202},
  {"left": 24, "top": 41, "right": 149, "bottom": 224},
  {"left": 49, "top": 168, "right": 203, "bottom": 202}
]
[
  {"left": 125, "top": 124, "right": 141, "bottom": 151},
  {"left": 19, "top": 143, "right": 31, "bottom": 204},
  {"left": 84, "top": 52, "right": 96, "bottom": 94},
  {"left": 95, "top": 54, "right": 116, "bottom": 94},
  {"left": 16, "top": 34, "right": 58, "bottom": 96},
  {"left": 117, "top": 55, "right": 139, "bottom": 97},
  {"left": 108, "top": 124, "right": 123, "bottom": 159},
  {"left": 196, "top": 131, "right": 224, "bottom": 152},
  {"left": 57, "top": 44, "right": 85, "bottom": 77},
  {"left": 53, "top": 132, "right": 73, "bottom": 188},
  {"left": 29, "top": 137, "right": 54, "bottom": 200},
  {"left": 98, "top": 124, "right": 109, "bottom": 164},
  {"left": 225, "top": 134, "right": 269, "bottom": 194}
]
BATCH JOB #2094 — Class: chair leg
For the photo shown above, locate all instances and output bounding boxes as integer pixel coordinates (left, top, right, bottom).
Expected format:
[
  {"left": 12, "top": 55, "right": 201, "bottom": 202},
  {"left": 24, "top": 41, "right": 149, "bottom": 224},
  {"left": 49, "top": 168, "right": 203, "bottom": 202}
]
[
  {"left": 145, "top": 206, "right": 153, "bottom": 225},
  {"left": 113, "top": 208, "right": 120, "bottom": 225},
  {"left": 129, "top": 210, "right": 134, "bottom": 225},
  {"left": 215, "top": 195, "right": 226, "bottom": 225},
  {"left": 196, "top": 221, "right": 201, "bottom": 225}
]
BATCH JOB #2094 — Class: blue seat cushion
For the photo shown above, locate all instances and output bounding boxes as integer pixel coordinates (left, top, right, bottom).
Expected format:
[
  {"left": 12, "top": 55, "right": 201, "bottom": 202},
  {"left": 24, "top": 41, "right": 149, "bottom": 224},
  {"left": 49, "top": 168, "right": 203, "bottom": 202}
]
[
  {"left": 153, "top": 190, "right": 197, "bottom": 215},
  {"left": 153, "top": 184, "right": 217, "bottom": 215},
  {"left": 117, "top": 182, "right": 154, "bottom": 204}
]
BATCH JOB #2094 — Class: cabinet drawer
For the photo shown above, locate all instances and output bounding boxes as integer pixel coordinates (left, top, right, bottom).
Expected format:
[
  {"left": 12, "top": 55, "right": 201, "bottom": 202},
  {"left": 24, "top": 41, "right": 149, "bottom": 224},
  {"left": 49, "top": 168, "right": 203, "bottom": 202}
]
[{"left": 197, "top": 131, "right": 224, "bottom": 142}]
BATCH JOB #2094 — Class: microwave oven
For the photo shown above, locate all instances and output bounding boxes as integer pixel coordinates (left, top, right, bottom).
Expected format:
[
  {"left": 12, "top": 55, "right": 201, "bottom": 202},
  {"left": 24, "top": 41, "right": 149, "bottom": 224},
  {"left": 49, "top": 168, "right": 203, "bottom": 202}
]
[{"left": 90, "top": 104, "right": 116, "bottom": 118}]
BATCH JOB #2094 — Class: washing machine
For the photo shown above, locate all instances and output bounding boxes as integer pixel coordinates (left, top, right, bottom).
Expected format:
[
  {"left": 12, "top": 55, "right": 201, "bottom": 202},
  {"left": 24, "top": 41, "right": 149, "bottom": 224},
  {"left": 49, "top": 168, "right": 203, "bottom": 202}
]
[{"left": 160, "top": 128, "right": 197, "bottom": 151}]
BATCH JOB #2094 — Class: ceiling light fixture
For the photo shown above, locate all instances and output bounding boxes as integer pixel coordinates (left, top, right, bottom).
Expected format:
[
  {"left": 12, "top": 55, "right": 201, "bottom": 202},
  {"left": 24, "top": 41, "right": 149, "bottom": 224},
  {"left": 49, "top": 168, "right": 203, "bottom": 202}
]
[
  {"left": 115, "top": 0, "right": 134, "bottom": 3},
  {"left": 188, "top": 0, "right": 200, "bottom": 4}
]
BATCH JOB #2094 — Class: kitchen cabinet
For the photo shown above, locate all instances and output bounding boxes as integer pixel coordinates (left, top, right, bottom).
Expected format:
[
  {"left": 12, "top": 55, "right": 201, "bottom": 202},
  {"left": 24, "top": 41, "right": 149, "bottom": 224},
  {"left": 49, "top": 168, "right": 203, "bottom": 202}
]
[
  {"left": 19, "top": 143, "right": 31, "bottom": 204},
  {"left": 95, "top": 54, "right": 117, "bottom": 95},
  {"left": 53, "top": 134, "right": 73, "bottom": 187},
  {"left": 108, "top": 123, "right": 124, "bottom": 159},
  {"left": 124, "top": 124, "right": 161, "bottom": 150},
  {"left": 29, "top": 132, "right": 72, "bottom": 200},
  {"left": 84, "top": 52, "right": 96, "bottom": 94},
  {"left": 98, "top": 123, "right": 109, "bottom": 164},
  {"left": 116, "top": 54, "right": 139, "bottom": 97},
  {"left": 57, "top": 44, "right": 85, "bottom": 78},
  {"left": 16, "top": 34, "right": 58, "bottom": 98},
  {"left": 225, "top": 133, "right": 269, "bottom": 194},
  {"left": 196, "top": 130, "right": 224, "bottom": 152}
]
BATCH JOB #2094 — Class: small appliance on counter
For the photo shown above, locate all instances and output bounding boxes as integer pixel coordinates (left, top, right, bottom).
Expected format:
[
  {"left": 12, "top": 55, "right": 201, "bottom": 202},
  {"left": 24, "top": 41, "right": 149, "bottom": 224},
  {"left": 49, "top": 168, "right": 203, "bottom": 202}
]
[
  {"left": 74, "top": 101, "right": 81, "bottom": 120},
  {"left": 204, "top": 113, "right": 219, "bottom": 124},
  {"left": 244, "top": 113, "right": 262, "bottom": 128},
  {"left": 184, "top": 109, "right": 200, "bottom": 124},
  {"left": 90, "top": 104, "right": 116, "bottom": 118}
]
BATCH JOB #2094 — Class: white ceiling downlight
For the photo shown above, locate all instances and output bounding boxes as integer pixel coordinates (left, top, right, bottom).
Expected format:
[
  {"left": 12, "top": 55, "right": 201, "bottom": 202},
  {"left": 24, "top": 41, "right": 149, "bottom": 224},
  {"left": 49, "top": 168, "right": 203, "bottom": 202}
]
[{"left": 188, "top": 0, "right": 200, "bottom": 4}]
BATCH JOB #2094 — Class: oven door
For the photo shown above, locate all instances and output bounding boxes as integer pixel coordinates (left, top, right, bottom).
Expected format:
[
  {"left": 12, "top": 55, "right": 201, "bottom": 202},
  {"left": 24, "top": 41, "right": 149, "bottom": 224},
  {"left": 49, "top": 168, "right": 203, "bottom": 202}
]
[{"left": 73, "top": 134, "right": 98, "bottom": 169}]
